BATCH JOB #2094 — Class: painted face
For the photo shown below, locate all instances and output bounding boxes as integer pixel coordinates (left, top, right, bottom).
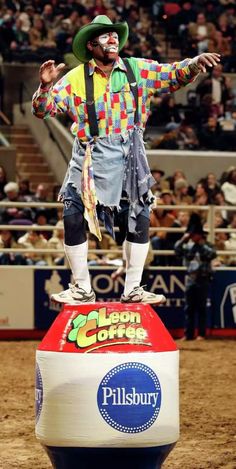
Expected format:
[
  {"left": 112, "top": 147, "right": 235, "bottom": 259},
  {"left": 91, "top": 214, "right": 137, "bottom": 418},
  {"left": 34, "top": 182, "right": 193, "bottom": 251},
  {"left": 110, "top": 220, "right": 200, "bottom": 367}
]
[{"left": 97, "top": 31, "right": 119, "bottom": 53}]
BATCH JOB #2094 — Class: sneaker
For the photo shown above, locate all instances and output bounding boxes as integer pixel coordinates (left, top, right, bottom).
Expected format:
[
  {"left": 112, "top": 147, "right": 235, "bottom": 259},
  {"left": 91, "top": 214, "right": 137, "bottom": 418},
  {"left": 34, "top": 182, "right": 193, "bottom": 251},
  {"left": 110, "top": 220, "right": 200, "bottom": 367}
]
[
  {"left": 120, "top": 286, "right": 166, "bottom": 305},
  {"left": 51, "top": 284, "right": 96, "bottom": 305}
]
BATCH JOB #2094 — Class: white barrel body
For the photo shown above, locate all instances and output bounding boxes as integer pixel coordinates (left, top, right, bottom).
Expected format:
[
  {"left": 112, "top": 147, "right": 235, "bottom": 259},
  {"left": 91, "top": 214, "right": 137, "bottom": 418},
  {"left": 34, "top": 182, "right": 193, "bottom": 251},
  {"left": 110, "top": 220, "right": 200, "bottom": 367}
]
[{"left": 36, "top": 350, "right": 179, "bottom": 447}]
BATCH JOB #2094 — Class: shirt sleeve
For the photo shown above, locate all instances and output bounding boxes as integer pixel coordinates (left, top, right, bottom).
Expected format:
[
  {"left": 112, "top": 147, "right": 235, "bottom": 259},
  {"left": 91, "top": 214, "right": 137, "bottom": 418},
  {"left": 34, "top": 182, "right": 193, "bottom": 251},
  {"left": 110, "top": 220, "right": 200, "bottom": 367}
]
[
  {"left": 32, "top": 75, "right": 71, "bottom": 119},
  {"left": 136, "top": 58, "right": 199, "bottom": 95}
]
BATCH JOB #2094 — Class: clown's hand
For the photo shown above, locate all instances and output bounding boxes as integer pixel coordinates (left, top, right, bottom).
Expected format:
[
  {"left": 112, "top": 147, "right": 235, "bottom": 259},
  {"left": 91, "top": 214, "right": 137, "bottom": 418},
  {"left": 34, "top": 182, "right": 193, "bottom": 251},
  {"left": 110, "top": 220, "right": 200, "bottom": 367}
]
[
  {"left": 189, "top": 53, "right": 221, "bottom": 74},
  {"left": 39, "top": 60, "right": 66, "bottom": 88}
]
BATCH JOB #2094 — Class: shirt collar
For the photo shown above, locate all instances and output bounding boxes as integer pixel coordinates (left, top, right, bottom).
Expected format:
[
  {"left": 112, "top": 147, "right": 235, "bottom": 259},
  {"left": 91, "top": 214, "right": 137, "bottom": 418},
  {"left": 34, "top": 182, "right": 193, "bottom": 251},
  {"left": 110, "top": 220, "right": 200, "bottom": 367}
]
[{"left": 88, "top": 57, "right": 127, "bottom": 75}]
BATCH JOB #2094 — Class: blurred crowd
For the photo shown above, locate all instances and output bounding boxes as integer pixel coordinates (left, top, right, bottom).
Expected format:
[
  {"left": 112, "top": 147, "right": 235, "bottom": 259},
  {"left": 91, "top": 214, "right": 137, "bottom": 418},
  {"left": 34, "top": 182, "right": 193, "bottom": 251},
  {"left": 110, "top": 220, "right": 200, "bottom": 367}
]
[
  {"left": 1, "top": 0, "right": 236, "bottom": 68},
  {"left": 0, "top": 163, "right": 236, "bottom": 268}
]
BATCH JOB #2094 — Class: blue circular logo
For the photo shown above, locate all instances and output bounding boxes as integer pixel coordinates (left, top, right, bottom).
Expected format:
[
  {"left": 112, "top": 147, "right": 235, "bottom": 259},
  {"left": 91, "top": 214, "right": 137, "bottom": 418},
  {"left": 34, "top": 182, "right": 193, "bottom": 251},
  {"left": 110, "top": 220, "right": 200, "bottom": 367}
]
[
  {"left": 35, "top": 363, "right": 43, "bottom": 423},
  {"left": 97, "top": 362, "right": 161, "bottom": 433}
]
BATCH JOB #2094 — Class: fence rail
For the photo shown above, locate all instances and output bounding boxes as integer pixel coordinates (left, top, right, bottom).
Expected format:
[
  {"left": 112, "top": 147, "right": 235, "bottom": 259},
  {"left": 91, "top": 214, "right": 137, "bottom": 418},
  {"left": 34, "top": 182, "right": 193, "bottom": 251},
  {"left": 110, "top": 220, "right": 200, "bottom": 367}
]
[{"left": 0, "top": 202, "right": 235, "bottom": 259}]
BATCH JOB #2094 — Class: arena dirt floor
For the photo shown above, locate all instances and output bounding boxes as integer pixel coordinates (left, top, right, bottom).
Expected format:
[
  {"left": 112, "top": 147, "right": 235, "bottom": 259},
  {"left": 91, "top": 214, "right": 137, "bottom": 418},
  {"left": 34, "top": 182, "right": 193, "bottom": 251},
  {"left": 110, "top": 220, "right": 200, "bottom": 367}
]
[{"left": 0, "top": 338, "right": 236, "bottom": 469}]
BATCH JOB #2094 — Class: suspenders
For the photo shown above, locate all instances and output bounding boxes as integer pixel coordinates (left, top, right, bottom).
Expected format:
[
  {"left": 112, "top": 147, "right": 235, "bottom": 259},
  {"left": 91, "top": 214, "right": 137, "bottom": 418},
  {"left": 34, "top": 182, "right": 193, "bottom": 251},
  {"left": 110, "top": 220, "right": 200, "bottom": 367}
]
[{"left": 84, "top": 58, "right": 139, "bottom": 137}]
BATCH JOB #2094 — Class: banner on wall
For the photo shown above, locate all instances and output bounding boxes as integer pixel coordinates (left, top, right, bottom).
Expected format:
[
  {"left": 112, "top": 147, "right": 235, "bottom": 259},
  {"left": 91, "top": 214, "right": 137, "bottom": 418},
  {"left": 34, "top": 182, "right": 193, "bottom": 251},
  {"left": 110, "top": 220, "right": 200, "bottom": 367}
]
[
  {"left": 0, "top": 268, "right": 34, "bottom": 329},
  {"left": 34, "top": 269, "right": 191, "bottom": 331},
  {"left": 34, "top": 269, "right": 236, "bottom": 332},
  {"left": 0, "top": 268, "right": 234, "bottom": 332}
]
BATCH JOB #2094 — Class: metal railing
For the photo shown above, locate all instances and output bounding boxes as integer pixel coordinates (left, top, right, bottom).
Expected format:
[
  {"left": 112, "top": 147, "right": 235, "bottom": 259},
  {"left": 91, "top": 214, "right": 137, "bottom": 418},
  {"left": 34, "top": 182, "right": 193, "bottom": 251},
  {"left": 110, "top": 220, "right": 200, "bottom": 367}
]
[{"left": 0, "top": 202, "right": 236, "bottom": 264}]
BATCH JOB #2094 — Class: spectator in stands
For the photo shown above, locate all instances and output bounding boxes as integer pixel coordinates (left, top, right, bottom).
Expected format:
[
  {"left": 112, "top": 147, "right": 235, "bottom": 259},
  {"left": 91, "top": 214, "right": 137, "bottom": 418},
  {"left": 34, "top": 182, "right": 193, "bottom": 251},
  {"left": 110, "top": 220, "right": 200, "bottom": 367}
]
[
  {"left": 173, "top": 178, "right": 193, "bottom": 205},
  {"left": 18, "top": 227, "right": 50, "bottom": 265},
  {"left": 198, "top": 116, "right": 223, "bottom": 150},
  {"left": 188, "top": 12, "right": 217, "bottom": 55},
  {"left": 32, "top": 183, "right": 50, "bottom": 203},
  {"left": 165, "top": 209, "right": 191, "bottom": 265},
  {"left": 32, "top": 13, "right": 221, "bottom": 306},
  {"left": 213, "top": 189, "right": 229, "bottom": 222},
  {"left": 204, "top": 171, "right": 221, "bottom": 203},
  {"left": 150, "top": 125, "right": 180, "bottom": 150},
  {"left": 159, "top": 189, "right": 176, "bottom": 217},
  {"left": 8, "top": 17, "right": 30, "bottom": 61},
  {"left": 18, "top": 178, "right": 34, "bottom": 201},
  {"left": 151, "top": 168, "right": 169, "bottom": 198},
  {"left": 193, "top": 180, "right": 209, "bottom": 206},
  {"left": 167, "top": 169, "right": 195, "bottom": 197},
  {"left": 0, "top": 181, "right": 33, "bottom": 224},
  {"left": 196, "top": 64, "right": 232, "bottom": 118},
  {"left": 178, "top": 123, "right": 200, "bottom": 150},
  {"left": 221, "top": 167, "right": 236, "bottom": 205},
  {"left": 41, "top": 3, "right": 59, "bottom": 31},
  {"left": 18, "top": 5, "right": 35, "bottom": 34},
  {"left": 34, "top": 208, "right": 52, "bottom": 240},
  {"left": 174, "top": 212, "right": 217, "bottom": 340},
  {"left": 0, "top": 164, "right": 7, "bottom": 201},
  {"left": 0, "top": 229, "right": 26, "bottom": 265},
  {"left": 30, "top": 182, "right": 56, "bottom": 224}
]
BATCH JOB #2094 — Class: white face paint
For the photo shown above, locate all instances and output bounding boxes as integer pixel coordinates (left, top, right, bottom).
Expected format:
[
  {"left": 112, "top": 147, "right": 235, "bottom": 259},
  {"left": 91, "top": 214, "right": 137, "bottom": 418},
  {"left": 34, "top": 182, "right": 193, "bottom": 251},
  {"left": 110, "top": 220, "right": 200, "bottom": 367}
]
[{"left": 97, "top": 32, "right": 119, "bottom": 53}]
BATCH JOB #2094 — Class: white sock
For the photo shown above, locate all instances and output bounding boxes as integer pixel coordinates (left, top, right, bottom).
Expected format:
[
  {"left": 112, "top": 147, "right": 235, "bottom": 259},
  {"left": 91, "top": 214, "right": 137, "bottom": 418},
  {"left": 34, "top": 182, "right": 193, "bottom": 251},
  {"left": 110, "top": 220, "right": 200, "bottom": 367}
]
[
  {"left": 64, "top": 241, "right": 91, "bottom": 292},
  {"left": 124, "top": 240, "right": 149, "bottom": 296}
]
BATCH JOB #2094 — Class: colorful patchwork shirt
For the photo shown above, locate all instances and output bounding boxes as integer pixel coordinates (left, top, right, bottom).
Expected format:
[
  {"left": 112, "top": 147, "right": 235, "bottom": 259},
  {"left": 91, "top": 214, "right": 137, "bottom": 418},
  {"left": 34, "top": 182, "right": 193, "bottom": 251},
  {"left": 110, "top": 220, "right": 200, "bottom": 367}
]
[{"left": 32, "top": 56, "right": 198, "bottom": 141}]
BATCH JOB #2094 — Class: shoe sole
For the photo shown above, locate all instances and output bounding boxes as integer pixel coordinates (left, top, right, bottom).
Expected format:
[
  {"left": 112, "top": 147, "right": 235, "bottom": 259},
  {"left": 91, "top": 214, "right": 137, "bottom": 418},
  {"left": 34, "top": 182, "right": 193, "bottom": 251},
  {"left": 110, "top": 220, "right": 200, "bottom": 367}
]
[
  {"left": 121, "top": 295, "right": 166, "bottom": 305},
  {"left": 51, "top": 295, "right": 96, "bottom": 305}
]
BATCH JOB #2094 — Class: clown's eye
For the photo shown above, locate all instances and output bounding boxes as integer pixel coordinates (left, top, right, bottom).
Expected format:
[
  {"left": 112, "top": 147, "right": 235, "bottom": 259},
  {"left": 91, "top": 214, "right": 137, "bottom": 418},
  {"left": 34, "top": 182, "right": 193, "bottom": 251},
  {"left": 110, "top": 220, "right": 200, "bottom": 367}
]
[{"left": 98, "top": 32, "right": 119, "bottom": 44}]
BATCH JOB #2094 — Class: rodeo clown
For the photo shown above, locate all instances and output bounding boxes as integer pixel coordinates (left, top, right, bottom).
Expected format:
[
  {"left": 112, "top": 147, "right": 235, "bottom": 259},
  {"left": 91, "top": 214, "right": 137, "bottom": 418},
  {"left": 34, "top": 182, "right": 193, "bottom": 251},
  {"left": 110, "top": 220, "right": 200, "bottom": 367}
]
[{"left": 32, "top": 15, "right": 220, "bottom": 305}]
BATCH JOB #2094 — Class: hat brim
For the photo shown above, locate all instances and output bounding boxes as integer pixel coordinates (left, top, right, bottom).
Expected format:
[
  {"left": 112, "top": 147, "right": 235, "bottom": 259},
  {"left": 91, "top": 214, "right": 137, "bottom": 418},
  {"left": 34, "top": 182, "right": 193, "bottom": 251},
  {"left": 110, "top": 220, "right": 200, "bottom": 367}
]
[{"left": 72, "top": 22, "right": 129, "bottom": 63}]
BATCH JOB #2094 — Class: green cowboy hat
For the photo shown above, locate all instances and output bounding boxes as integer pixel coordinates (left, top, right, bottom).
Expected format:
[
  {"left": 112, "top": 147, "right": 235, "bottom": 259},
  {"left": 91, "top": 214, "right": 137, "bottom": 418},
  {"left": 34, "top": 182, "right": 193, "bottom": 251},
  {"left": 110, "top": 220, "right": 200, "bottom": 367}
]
[{"left": 72, "top": 15, "right": 129, "bottom": 63}]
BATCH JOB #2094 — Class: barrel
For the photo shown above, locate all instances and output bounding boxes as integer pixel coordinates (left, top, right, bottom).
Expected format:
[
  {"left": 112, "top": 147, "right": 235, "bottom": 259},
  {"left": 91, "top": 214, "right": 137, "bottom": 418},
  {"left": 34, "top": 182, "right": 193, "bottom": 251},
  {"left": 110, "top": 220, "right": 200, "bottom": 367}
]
[{"left": 36, "top": 302, "right": 179, "bottom": 468}]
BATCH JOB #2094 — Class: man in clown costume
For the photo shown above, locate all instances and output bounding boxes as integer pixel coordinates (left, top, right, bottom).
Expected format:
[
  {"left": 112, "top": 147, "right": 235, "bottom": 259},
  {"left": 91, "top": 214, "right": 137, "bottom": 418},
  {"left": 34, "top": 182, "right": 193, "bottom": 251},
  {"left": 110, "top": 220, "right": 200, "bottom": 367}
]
[{"left": 32, "top": 15, "right": 220, "bottom": 305}]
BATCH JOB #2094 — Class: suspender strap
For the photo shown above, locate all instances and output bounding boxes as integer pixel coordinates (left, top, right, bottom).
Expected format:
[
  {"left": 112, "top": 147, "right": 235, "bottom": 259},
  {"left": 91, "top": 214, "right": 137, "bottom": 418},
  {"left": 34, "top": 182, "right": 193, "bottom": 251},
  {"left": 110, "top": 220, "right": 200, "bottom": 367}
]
[
  {"left": 123, "top": 58, "right": 139, "bottom": 124},
  {"left": 84, "top": 62, "right": 99, "bottom": 137},
  {"left": 84, "top": 59, "right": 139, "bottom": 137}
]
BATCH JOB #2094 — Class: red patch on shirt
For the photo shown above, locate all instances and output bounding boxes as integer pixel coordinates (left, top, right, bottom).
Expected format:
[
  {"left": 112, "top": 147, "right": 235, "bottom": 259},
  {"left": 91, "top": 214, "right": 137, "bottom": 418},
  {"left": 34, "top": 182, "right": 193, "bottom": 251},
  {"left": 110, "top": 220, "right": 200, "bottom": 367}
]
[
  {"left": 113, "top": 94, "right": 120, "bottom": 103},
  {"left": 154, "top": 80, "right": 161, "bottom": 88},
  {"left": 78, "top": 129, "right": 86, "bottom": 138},
  {"left": 121, "top": 110, "right": 127, "bottom": 119},
  {"left": 141, "top": 69, "right": 149, "bottom": 79},
  {"left": 74, "top": 96, "right": 82, "bottom": 106}
]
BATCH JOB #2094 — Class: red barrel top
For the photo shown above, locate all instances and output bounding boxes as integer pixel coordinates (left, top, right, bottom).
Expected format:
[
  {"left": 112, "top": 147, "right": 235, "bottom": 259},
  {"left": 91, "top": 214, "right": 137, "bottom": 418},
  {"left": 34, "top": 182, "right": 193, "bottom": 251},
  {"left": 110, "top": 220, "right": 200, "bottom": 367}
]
[{"left": 38, "top": 303, "right": 178, "bottom": 353}]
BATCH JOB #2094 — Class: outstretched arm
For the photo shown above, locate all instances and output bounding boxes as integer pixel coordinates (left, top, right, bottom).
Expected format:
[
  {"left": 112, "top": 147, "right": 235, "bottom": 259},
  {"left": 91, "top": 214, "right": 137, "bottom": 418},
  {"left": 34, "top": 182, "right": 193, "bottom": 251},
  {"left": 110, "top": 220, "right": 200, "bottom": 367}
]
[{"left": 136, "top": 52, "right": 221, "bottom": 95}]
